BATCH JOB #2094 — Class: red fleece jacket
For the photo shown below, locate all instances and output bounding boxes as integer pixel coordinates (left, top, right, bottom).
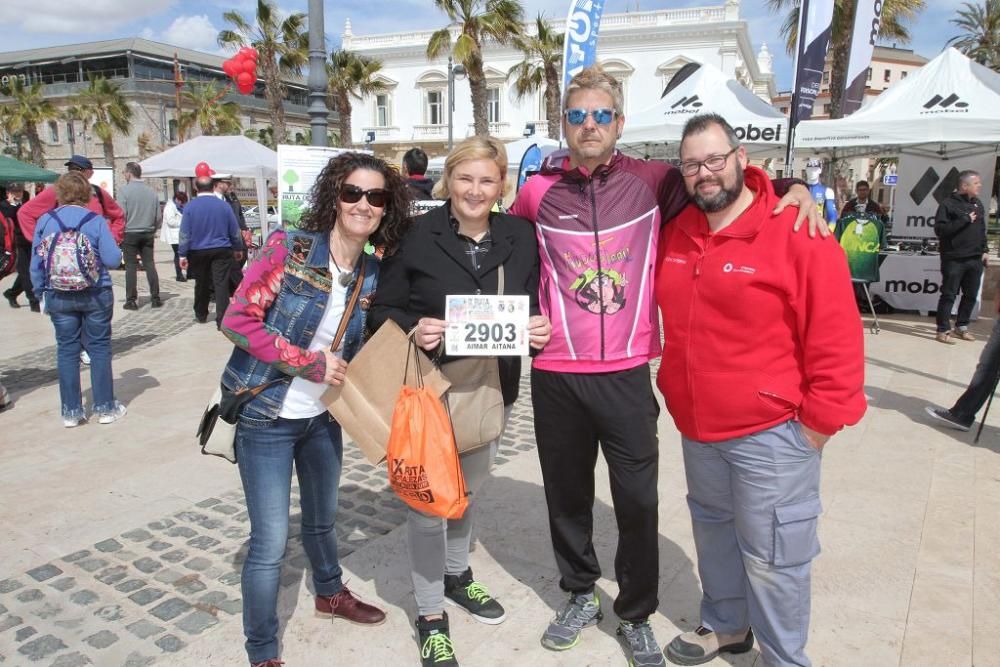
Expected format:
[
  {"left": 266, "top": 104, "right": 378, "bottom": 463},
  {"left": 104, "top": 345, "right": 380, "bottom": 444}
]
[
  {"left": 18, "top": 185, "right": 125, "bottom": 244},
  {"left": 655, "top": 166, "right": 866, "bottom": 442}
]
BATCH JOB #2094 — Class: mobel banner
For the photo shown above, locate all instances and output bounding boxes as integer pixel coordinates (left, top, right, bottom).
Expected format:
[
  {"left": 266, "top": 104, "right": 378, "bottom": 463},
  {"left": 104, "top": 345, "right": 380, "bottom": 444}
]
[{"left": 892, "top": 154, "right": 996, "bottom": 239}]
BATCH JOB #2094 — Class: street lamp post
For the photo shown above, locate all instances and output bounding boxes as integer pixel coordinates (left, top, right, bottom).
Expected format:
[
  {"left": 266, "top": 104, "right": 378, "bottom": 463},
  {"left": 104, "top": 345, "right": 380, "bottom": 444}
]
[
  {"left": 307, "top": 0, "right": 328, "bottom": 146},
  {"left": 447, "top": 56, "right": 466, "bottom": 152}
]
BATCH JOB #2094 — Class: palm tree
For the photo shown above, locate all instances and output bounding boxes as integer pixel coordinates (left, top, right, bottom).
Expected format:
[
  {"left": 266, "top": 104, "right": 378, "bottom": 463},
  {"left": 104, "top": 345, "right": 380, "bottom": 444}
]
[
  {"left": 948, "top": 0, "right": 1000, "bottom": 69},
  {"left": 179, "top": 82, "right": 244, "bottom": 137},
  {"left": 0, "top": 79, "right": 59, "bottom": 167},
  {"left": 767, "top": 0, "right": 926, "bottom": 118},
  {"left": 72, "top": 76, "right": 134, "bottom": 173},
  {"left": 218, "top": 0, "right": 308, "bottom": 144},
  {"left": 427, "top": 0, "right": 525, "bottom": 137},
  {"left": 508, "top": 14, "right": 563, "bottom": 140},
  {"left": 327, "top": 49, "right": 388, "bottom": 148}
]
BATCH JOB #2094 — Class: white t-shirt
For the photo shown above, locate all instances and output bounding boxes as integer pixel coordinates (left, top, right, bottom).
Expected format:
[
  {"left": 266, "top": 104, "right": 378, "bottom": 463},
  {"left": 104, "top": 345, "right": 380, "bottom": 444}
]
[{"left": 278, "top": 261, "right": 348, "bottom": 419}]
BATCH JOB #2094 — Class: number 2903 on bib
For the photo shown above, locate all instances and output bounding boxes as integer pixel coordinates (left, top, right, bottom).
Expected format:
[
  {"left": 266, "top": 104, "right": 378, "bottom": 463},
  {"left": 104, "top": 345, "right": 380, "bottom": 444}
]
[{"left": 445, "top": 294, "right": 529, "bottom": 356}]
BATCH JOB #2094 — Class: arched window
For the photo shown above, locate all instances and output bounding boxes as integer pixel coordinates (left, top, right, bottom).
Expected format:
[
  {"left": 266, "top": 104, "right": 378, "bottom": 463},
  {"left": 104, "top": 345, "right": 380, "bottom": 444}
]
[{"left": 599, "top": 59, "right": 635, "bottom": 113}]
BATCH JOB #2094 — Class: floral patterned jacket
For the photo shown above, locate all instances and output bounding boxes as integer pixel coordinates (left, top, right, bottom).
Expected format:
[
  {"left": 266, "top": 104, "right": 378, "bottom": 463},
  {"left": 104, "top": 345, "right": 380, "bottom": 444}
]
[{"left": 220, "top": 229, "right": 379, "bottom": 424}]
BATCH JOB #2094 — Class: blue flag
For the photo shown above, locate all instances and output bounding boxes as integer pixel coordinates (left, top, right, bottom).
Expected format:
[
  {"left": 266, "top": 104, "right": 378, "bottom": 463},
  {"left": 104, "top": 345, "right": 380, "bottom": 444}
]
[
  {"left": 517, "top": 144, "right": 543, "bottom": 193},
  {"left": 561, "top": 0, "right": 606, "bottom": 95}
]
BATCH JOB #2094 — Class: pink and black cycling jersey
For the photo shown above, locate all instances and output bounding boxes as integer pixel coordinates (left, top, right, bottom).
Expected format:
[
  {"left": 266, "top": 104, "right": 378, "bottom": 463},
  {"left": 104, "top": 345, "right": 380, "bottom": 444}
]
[{"left": 510, "top": 150, "right": 689, "bottom": 374}]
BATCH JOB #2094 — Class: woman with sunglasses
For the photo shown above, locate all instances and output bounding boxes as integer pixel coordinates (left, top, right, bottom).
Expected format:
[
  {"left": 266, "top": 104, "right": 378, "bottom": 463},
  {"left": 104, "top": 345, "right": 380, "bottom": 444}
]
[
  {"left": 370, "top": 136, "right": 552, "bottom": 667},
  {"left": 218, "top": 153, "right": 411, "bottom": 667}
]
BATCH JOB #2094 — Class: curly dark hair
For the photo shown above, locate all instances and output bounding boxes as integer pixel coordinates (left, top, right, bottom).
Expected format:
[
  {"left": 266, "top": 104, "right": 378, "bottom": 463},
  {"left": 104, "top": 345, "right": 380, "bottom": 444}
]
[{"left": 298, "top": 152, "right": 411, "bottom": 255}]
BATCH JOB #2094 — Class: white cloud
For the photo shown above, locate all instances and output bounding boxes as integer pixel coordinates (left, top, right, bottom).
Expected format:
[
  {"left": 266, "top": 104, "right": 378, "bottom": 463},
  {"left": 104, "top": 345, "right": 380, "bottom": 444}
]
[
  {"left": 7, "top": 0, "right": 176, "bottom": 34},
  {"left": 160, "top": 15, "right": 223, "bottom": 53}
]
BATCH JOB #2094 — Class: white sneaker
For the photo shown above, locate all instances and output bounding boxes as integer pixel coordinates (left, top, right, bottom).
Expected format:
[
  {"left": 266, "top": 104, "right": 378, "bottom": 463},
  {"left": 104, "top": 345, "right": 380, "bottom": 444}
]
[
  {"left": 98, "top": 402, "right": 127, "bottom": 424},
  {"left": 81, "top": 350, "right": 90, "bottom": 365},
  {"left": 63, "top": 415, "right": 86, "bottom": 428}
]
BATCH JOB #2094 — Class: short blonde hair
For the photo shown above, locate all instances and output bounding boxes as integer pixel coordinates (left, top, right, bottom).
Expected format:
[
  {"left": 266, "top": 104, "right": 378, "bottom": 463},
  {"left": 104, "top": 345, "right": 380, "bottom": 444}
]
[
  {"left": 432, "top": 136, "right": 509, "bottom": 200},
  {"left": 562, "top": 64, "right": 624, "bottom": 116},
  {"left": 54, "top": 172, "right": 93, "bottom": 207}
]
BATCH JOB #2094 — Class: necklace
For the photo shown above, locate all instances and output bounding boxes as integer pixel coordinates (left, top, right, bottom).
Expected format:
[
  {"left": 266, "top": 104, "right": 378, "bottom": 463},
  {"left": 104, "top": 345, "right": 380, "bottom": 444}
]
[{"left": 328, "top": 248, "right": 354, "bottom": 287}]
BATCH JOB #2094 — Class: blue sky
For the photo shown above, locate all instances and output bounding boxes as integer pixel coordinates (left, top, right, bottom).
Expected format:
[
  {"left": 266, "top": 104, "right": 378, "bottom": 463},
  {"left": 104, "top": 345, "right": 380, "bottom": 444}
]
[{"left": 0, "top": 0, "right": 973, "bottom": 90}]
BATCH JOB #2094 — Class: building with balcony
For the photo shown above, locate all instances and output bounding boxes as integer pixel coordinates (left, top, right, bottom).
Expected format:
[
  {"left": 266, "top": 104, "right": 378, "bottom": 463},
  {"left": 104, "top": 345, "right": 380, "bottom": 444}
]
[
  {"left": 343, "top": 0, "right": 776, "bottom": 160},
  {"left": 0, "top": 38, "right": 314, "bottom": 191}
]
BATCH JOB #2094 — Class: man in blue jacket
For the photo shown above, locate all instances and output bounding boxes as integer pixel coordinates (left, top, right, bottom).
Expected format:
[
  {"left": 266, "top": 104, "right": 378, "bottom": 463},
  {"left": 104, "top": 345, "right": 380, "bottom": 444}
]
[{"left": 179, "top": 177, "right": 243, "bottom": 329}]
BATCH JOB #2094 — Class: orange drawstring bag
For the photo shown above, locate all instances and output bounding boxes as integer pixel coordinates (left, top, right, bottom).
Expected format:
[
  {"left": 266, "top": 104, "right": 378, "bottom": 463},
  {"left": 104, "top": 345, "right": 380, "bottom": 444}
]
[{"left": 386, "top": 340, "right": 468, "bottom": 519}]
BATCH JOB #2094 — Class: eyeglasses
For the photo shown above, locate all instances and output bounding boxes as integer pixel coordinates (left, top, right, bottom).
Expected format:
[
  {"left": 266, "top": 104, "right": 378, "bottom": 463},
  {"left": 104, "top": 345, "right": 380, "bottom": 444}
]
[
  {"left": 679, "top": 148, "right": 738, "bottom": 177},
  {"left": 563, "top": 108, "right": 617, "bottom": 126},
  {"left": 340, "top": 184, "right": 388, "bottom": 208}
]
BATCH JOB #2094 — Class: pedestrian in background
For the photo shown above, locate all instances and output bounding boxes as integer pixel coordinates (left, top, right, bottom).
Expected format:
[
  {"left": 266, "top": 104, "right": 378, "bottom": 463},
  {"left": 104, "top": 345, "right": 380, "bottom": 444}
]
[
  {"left": 933, "top": 170, "right": 987, "bottom": 344},
  {"left": 30, "top": 172, "right": 125, "bottom": 427},
  {"left": 402, "top": 147, "right": 436, "bottom": 200},
  {"left": 179, "top": 177, "right": 243, "bottom": 329},
  {"left": 160, "top": 191, "right": 188, "bottom": 281},
  {"left": 2, "top": 184, "right": 40, "bottom": 312},
  {"left": 119, "top": 162, "right": 162, "bottom": 310}
]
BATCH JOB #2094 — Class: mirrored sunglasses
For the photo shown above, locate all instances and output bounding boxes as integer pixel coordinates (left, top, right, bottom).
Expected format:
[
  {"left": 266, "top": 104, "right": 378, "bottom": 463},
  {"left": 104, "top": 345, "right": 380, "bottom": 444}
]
[{"left": 564, "top": 108, "right": 617, "bottom": 126}]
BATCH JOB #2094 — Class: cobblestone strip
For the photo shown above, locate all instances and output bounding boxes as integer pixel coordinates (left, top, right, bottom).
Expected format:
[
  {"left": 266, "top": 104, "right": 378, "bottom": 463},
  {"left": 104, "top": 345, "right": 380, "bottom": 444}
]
[{"left": 0, "top": 375, "right": 537, "bottom": 665}]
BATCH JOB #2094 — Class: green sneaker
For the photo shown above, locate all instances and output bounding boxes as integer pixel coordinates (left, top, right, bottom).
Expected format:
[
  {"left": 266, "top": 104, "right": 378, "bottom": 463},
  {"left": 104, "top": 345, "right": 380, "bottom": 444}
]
[
  {"left": 540, "top": 591, "right": 603, "bottom": 651},
  {"left": 617, "top": 620, "right": 666, "bottom": 666},
  {"left": 416, "top": 613, "right": 459, "bottom": 666}
]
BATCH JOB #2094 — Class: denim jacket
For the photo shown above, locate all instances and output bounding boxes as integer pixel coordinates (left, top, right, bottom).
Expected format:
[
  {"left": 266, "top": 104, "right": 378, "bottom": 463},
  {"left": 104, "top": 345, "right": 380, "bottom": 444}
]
[{"left": 220, "top": 229, "right": 379, "bottom": 423}]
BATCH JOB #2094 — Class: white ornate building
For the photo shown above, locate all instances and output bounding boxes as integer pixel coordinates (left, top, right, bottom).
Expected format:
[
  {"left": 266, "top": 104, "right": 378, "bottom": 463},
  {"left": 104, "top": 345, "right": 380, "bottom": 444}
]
[{"left": 343, "top": 0, "right": 775, "bottom": 159}]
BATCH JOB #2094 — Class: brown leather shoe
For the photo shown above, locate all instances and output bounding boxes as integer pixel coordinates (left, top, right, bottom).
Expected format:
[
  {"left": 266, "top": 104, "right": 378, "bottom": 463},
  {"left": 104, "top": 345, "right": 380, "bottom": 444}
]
[
  {"left": 952, "top": 328, "right": 975, "bottom": 341},
  {"left": 315, "top": 587, "right": 386, "bottom": 625},
  {"left": 936, "top": 332, "right": 956, "bottom": 345},
  {"left": 250, "top": 660, "right": 284, "bottom": 667}
]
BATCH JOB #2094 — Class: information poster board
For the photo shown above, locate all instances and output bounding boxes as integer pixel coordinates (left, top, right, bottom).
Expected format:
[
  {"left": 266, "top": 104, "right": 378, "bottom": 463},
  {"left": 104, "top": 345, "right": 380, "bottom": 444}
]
[
  {"left": 275, "top": 145, "right": 353, "bottom": 230},
  {"left": 89, "top": 168, "right": 114, "bottom": 199}
]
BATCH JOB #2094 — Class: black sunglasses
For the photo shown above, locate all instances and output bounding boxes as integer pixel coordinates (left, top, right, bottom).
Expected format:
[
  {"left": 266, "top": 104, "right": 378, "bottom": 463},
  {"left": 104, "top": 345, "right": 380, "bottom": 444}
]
[{"left": 340, "top": 184, "right": 388, "bottom": 208}]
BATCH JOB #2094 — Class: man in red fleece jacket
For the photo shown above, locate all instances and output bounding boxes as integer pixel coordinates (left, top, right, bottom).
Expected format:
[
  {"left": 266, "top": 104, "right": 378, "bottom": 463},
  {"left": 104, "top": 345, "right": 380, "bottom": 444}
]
[
  {"left": 17, "top": 155, "right": 125, "bottom": 244},
  {"left": 655, "top": 114, "right": 866, "bottom": 667}
]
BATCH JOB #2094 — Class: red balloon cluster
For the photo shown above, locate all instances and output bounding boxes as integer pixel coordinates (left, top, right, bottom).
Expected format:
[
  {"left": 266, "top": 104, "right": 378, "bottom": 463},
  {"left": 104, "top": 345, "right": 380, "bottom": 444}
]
[{"left": 222, "top": 47, "right": 259, "bottom": 95}]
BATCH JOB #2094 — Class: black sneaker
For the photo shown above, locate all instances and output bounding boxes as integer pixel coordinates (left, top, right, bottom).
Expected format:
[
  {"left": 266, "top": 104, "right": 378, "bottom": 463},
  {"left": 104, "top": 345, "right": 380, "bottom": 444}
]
[
  {"left": 444, "top": 568, "right": 506, "bottom": 625},
  {"left": 416, "top": 613, "right": 458, "bottom": 666},
  {"left": 123, "top": 300, "right": 138, "bottom": 311},
  {"left": 28, "top": 301, "right": 40, "bottom": 313},
  {"left": 3, "top": 290, "right": 19, "bottom": 308},
  {"left": 151, "top": 297, "right": 163, "bottom": 308},
  {"left": 617, "top": 620, "right": 666, "bottom": 666},
  {"left": 924, "top": 406, "right": 972, "bottom": 432}
]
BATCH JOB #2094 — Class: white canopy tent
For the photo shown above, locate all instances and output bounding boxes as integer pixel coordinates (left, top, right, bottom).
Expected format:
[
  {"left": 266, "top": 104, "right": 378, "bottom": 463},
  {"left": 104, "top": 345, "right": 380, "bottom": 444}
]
[
  {"left": 139, "top": 135, "right": 278, "bottom": 228},
  {"left": 619, "top": 62, "right": 788, "bottom": 159},
  {"left": 795, "top": 48, "right": 1000, "bottom": 159},
  {"left": 427, "top": 136, "right": 561, "bottom": 173}
]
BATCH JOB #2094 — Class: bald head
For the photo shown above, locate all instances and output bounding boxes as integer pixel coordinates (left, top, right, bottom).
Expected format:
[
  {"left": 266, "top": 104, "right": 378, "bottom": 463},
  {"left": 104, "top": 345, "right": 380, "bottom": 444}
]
[{"left": 194, "top": 177, "right": 215, "bottom": 193}]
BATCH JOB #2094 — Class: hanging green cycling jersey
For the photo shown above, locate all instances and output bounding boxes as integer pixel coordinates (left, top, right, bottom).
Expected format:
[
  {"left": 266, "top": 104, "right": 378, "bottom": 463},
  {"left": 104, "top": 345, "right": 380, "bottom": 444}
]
[{"left": 834, "top": 212, "right": 886, "bottom": 283}]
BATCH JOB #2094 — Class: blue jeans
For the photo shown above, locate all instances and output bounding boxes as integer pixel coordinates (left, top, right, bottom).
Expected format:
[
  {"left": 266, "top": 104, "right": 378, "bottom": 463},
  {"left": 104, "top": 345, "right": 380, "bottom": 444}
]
[
  {"left": 236, "top": 413, "right": 345, "bottom": 663},
  {"left": 682, "top": 420, "right": 823, "bottom": 667},
  {"left": 47, "top": 287, "right": 116, "bottom": 418}
]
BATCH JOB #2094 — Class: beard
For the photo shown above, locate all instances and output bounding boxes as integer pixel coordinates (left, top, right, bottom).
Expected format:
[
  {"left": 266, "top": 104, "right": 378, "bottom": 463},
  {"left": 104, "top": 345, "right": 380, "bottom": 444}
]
[{"left": 691, "top": 167, "right": 744, "bottom": 213}]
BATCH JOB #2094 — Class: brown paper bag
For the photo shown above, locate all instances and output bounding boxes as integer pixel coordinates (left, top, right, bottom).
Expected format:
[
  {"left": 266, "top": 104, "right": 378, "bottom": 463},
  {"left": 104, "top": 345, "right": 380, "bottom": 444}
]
[{"left": 324, "top": 320, "right": 450, "bottom": 464}]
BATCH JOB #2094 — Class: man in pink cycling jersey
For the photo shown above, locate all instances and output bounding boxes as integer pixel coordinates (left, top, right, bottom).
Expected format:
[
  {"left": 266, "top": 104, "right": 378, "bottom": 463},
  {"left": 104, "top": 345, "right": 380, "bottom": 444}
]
[{"left": 509, "top": 65, "right": 822, "bottom": 666}]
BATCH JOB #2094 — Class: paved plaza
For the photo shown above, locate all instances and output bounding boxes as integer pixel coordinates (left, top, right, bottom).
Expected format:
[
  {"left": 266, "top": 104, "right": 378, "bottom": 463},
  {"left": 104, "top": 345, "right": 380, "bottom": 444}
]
[{"left": 0, "top": 245, "right": 998, "bottom": 667}]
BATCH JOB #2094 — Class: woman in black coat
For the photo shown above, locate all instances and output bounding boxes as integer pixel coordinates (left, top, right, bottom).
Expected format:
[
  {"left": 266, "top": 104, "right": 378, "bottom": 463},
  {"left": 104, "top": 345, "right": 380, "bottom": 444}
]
[{"left": 370, "top": 136, "right": 551, "bottom": 666}]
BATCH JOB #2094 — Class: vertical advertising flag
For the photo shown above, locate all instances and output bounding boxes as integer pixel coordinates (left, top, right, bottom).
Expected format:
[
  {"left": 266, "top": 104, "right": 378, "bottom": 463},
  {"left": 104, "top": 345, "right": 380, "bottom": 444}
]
[
  {"left": 517, "top": 143, "right": 543, "bottom": 193},
  {"left": 561, "top": 0, "right": 606, "bottom": 98},
  {"left": 789, "top": 0, "right": 834, "bottom": 129},
  {"left": 841, "top": 0, "right": 885, "bottom": 116}
]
